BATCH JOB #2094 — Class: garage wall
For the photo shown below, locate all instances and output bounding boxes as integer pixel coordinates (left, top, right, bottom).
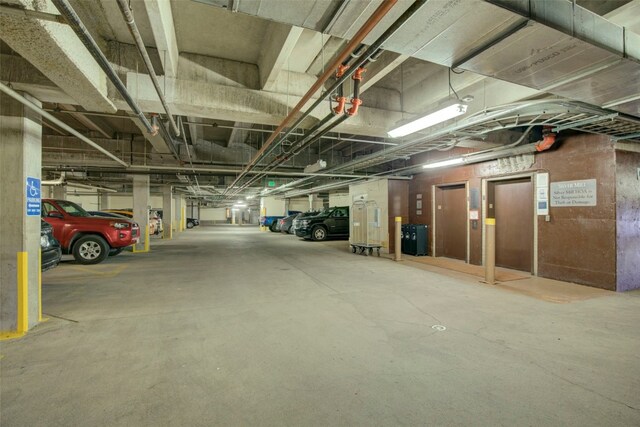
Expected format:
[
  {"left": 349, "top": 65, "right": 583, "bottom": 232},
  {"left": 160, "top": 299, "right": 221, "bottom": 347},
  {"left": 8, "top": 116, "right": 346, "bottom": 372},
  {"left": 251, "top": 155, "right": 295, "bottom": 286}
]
[
  {"left": 329, "top": 193, "right": 350, "bottom": 206},
  {"left": 107, "top": 194, "right": 163, "bottom": 209},
  {"left": 409, "top": 133, "right": 618, "bottom": 290},
  {"left": 260, "top": 197, "right": 286, "bottom": 216},
  {"left": 65, "top": 190, "right": 100, "bottom": 210},
  {"left": 200, "top": 207, "right": 228, "bottom": 223},
  {"left": 288, "top": 197, "right": 310, "bottom": 212},
  {"left": 350, "top": 179, "right": 390, "bottom": 252},
  {"left": 616, "top": 149, "right": 640, "bottom": 291}
]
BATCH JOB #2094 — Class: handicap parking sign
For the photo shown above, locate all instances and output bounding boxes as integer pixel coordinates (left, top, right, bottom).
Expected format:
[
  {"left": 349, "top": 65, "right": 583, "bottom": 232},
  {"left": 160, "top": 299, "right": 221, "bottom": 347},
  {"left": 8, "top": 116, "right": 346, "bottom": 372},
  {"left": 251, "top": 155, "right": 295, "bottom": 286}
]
[{"left": 26, "top": 177, "right": 41, "bottom": 216}]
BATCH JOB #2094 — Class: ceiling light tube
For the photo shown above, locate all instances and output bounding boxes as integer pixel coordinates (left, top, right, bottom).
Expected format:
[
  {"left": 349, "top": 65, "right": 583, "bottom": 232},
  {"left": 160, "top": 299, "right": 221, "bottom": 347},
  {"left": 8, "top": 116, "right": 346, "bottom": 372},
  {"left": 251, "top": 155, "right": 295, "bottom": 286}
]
[
  {"left": 422, "top": 158, "right": 464, "bottom": 169},
  {"left": 388, "top": 102, "right": 468, "bottom": 138}
]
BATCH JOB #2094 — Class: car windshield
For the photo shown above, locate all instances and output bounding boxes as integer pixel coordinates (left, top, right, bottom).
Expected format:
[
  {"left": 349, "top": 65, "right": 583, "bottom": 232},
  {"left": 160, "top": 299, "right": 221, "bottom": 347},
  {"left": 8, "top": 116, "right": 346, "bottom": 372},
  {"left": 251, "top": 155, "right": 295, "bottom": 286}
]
[{"left": 56, "top": 200, "right": 90, "bottom": 217}]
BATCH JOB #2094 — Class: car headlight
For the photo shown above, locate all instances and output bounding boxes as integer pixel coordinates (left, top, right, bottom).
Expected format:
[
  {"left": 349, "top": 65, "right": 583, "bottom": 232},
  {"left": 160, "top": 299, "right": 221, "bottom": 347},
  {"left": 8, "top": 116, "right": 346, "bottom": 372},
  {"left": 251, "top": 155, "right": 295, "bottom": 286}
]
[
  {"left": 111, "top": 222, "right": 130, "bottom": 229},
  {"left": 301, "top": 220, "right": 309, "bottom": 226},
  {"left": 41, "top": 235, "right": 50, "bottom": 248}
]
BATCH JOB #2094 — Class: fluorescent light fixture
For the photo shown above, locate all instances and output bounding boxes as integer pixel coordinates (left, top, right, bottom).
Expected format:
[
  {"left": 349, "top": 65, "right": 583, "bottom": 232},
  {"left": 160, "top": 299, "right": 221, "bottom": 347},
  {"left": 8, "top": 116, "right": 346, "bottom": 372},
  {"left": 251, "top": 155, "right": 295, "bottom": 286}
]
[
  {"left": 422, "top": 158, "right": 464, "bottom": 169},
  {"left": 388, "top": 102, "right": 468, "bottom": 138},
  {"left": 234, "top": 203, "right": 247, "bottom": 208}
]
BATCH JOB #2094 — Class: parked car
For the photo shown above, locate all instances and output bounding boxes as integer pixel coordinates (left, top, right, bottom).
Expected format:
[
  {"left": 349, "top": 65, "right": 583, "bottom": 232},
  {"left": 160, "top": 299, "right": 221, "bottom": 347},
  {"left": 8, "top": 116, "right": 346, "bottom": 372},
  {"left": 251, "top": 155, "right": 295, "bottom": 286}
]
[
  {"left": 261, "top": 211, "right": 301, "bottom": 232},
  {"left": 42, "top": 199, "right": 139, "bottom": 264},
  {"left": 88, "top": 211, "right": 130, "bottom": 219},
  {"left": 295, "top": 206, "right": 349, "bottom": 241},
  {"left": 291, "top": 211, "right": 320, "bottom": 234},
  {"left": 102, "top": 209, "right": 161, "bottom": 235},
  {"left": 41, "top": 219, "right": 62, "bottom": 271},
  {"left": 279, "top": 213, "right": 302, "bottom": 234},
  {"left": 155, "top": 210, "right": 200, "bottom": 230}
]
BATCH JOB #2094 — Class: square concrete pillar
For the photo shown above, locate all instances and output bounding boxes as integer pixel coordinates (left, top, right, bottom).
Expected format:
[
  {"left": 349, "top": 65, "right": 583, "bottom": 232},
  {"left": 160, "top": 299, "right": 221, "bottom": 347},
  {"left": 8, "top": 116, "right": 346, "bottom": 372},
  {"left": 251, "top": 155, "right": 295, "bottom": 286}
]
[
  {"left": 132, "top": 175, "right": 150, "bottom": 251},
  {"left": 0, "top": 93, "right": 42, "bottom": 336},
  {"left": 98, "top": 192, "right": 109, "bottom": 210},
  {"left": 162, "top": 185, "right": 173, "bottom": 239},
  {"left": 52, "top": 185, "right": 66, "bottom": 200}
]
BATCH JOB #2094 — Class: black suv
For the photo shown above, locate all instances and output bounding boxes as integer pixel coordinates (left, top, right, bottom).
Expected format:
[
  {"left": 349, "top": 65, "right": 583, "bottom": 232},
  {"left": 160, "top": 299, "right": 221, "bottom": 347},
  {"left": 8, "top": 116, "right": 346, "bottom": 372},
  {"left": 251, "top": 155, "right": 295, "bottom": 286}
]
[{"left": 295, "top": 206, "right": 349, "bottom": 241}]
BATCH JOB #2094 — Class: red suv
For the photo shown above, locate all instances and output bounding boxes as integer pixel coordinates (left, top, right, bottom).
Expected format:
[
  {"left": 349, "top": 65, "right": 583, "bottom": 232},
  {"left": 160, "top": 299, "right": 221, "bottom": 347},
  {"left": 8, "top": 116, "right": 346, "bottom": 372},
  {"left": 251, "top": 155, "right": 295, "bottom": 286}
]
[{"left": 42, "top": 199, "right": 139, "bottom": 264}]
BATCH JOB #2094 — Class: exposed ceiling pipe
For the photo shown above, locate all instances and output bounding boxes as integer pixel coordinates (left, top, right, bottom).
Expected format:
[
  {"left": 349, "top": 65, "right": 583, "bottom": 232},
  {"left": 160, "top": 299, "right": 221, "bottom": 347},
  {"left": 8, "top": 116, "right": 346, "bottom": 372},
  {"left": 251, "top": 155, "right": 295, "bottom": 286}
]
[
  {"left": 0, "top": 82, "right": 129, "bottom": 167},
  {"left": 226, "top": 0, "right": 401, "bottom": 189},
  {"left": 51, "top": 0, "right": 157, "bottom": 136},
  {"left": 228, "top": 1, "right": 428, "bottom": 196},
  {"left": 41, "top": 172, "right": 66, "bottom": 185},
  {"left": 115, "top": 0, "right": 180, "bottom": 137},
  {"left": 251, "top": 0, "right": 426, "bottom": 167}
]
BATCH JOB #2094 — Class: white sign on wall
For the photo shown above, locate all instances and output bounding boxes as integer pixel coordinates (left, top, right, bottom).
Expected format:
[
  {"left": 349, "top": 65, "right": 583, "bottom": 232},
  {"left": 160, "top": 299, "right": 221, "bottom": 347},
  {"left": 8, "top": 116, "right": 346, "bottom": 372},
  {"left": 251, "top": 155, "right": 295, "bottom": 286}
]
[
  {"left": 536, "top": 173, "right": 549, "bottom": 215},
  {"left": 550, "top": 179, "right": 597, "bottom": 207}
]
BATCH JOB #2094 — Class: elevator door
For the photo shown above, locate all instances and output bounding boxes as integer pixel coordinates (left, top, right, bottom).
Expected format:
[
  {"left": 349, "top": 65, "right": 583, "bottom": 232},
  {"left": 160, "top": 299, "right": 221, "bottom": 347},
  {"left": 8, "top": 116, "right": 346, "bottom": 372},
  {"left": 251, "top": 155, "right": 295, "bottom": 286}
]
[
  {"left": 491, "top": 178, "right": 534, "bottom": 272},
  {"left": 435, "top": 184, "right": 467, "bottom": 261}
]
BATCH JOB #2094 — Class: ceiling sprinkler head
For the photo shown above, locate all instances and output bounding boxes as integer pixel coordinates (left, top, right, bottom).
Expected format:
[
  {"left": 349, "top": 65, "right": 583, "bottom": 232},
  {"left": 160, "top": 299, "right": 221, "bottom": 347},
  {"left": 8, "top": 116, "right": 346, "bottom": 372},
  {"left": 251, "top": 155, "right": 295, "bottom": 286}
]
[{"left": 461, "top": 95, "right": 475, "bottom": 103}]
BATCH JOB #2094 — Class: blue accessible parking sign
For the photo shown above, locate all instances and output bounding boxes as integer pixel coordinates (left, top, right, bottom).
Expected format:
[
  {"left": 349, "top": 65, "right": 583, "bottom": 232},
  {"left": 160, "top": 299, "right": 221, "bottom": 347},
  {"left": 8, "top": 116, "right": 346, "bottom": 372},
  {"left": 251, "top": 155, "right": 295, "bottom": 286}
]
[{"left": 26, "top": 177, "right": 41, "bottom": 216}]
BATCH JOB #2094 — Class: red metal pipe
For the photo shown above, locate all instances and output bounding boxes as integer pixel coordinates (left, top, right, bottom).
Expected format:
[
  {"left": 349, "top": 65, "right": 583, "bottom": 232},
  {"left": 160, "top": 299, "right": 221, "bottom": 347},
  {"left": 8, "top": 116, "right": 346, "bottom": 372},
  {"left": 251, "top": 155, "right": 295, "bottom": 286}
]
[{"left": 234, "top": 0, "right": 399, "bottom": 179}]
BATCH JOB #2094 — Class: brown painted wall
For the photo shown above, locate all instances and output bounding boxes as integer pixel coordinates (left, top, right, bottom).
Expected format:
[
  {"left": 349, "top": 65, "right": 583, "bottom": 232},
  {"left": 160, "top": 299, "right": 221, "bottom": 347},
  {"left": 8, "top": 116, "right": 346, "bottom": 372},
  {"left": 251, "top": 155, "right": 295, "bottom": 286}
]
[
  {"left": 616, "top": 150, "right": 640, "bottom": 291},
  {"left": 409, "top": 134, "right": 618, "bottom": 290},
  {"left": 388, "top": 180, "right": 409, "bottom": 253}
]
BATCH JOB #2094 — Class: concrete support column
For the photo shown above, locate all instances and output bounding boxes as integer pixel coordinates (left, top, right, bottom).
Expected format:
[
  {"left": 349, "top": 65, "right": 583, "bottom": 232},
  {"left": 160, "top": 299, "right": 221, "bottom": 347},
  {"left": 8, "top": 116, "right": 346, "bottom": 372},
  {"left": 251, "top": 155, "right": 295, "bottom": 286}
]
[
  {"left": 308, "top": 194, "right": 315, "bottom": 211},
  {"left": 174, "top": 196, "right": 181, "bottom": 232},
  {"left": 0, "top": 93, "right": 42, "bottom": 337},
  {"left": 132, "top": 175, "right": 150, "bottom": 251},
  {"left": 162, "top": 185, "right": 173, "bottom": 239},
  {"left": 98, "top": 192, "right": 109, "bottom": 210},
  {"left": 52, "top": 185, "right": 66, "bottom": 200}
]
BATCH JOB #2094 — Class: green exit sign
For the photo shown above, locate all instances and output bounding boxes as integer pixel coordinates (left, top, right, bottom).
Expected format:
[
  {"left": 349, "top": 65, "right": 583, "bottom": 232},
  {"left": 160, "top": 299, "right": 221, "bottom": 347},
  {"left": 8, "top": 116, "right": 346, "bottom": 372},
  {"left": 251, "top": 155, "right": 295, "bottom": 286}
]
[{"left": 267, "top": 180, "right": 276, "bottom": 187}]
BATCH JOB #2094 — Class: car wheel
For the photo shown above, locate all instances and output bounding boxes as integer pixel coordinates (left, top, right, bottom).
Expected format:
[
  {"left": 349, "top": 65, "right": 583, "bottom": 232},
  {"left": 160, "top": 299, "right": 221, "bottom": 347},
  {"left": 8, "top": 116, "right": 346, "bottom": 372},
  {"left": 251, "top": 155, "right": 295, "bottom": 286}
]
[
  {"left": 73, "top": 235, "right": 109, "bottom": 265},
  {"left": 108, "top": 247, "right": 124, "bottom": 257},
  {"left": 311, "top": 226, "right": 327, "bottom": 241},
  {"left": 269, "top": 222, "right": 278, "bottom": 232},
  {"left": 186, "top": 221, "right": 194, "bottom": 229},
  {"left": 287, "top": 225, "right": 293, "bottom": 234}
]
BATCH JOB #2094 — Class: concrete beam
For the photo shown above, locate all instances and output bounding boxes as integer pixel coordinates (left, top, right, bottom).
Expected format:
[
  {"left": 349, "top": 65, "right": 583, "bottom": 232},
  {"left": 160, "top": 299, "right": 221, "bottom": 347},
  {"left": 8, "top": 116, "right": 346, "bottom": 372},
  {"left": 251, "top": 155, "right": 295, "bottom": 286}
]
[
  {"left": 0, "top": 0, "right": 116, "bottom": 112},
  {"left": 187, "top": 116, "right": 200, "bottom": 146},
  {"left": 58, "top": 104, "right": 113, "bottom": 138},
  {"left": 360, "top": 51, "right": 409, "bottom": 93},
  {"left": 143, "top": 0, "right": 179, "bottom": 77},
  {"left": 605, "top": 0, "right": 640, "bottom": 33},
  {"left": 227, "top": 122, "right": 252, "bottom": 147},
  {"left": 130, "top": 117, "right": 173, "bottom": 155},
  {"left": 0, "top": 53, "right": 76, "bottom": 105},
  {"left": 122, "top": 72, "right": 402, "bottom": 138},
  {"left": 257, "top": 23, "right": 304, "bottom": 91}
]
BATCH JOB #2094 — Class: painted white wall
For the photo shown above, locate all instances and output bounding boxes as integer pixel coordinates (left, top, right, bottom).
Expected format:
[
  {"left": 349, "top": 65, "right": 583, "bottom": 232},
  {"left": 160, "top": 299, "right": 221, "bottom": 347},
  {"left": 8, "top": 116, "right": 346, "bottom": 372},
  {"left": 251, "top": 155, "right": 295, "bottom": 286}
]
[
  {"left": 106, "top": 194, "right": 163, "bottom": 209},
  {"left": 329, "top": 192, "right": 350, "bottom": 206},
  {"left": 349, "top": 179, "right": 390, "bottom": 252},
  {"left": 65, "top": 190, "right": 100, "bottom": 210},
  {"left": 288, "top": 197, "right": 310, "bottom": 212},
  {"left": 260, "top": 197, "right": 286, "bottom": 216},
  {"left": 200, "top": 207, "right": 227, "bottom": 221}
]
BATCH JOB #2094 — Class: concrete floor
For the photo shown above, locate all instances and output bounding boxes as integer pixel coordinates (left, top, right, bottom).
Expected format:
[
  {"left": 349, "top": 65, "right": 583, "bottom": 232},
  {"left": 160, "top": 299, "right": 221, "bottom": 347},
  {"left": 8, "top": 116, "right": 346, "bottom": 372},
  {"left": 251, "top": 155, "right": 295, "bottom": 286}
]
[{"left": 1, "top": 226, "right": 639, "bottom": 426}]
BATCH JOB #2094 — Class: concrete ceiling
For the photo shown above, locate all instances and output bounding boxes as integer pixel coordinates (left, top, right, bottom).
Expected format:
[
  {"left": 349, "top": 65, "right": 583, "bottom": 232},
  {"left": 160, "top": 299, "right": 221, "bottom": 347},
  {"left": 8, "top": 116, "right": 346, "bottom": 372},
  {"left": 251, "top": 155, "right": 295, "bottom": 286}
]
[
  {"left": 171, "top": 1, "right": 271, "bottom": 64},
  {"left": 1, "top": 0, "right": 639, "bottom": 202}
]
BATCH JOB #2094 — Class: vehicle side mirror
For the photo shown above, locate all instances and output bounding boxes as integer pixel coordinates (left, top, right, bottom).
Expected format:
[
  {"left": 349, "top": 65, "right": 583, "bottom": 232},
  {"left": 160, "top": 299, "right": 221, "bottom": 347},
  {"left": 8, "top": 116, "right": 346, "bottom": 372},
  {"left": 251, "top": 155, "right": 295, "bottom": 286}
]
[{"left": 47, "top": 211, "right": 64, "bottom": 219}]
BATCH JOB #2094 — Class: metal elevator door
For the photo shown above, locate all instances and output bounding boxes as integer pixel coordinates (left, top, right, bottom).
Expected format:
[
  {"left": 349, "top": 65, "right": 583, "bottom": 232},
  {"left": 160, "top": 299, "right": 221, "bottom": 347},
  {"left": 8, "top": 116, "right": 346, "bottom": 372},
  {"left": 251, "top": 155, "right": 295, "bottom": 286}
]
[
  {"left": 490, "top": 178, "right": 534, "bottom": 272},
  {"left": 435, "top": 184, "right": 467, "bottom": 261}
]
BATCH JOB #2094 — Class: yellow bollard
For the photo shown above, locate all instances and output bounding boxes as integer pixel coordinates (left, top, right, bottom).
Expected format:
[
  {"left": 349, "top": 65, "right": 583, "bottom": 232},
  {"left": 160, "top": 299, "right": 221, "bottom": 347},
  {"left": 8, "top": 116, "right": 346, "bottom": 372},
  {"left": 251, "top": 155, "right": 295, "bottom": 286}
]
[
  {"left": 17, "top": 252, "right": 28, "bottom": 333},
  {"left": 485, "top": 218, "right": 496, "bottom": 285},
  {"left": 394, "top": 217, "right": 402, "bottom": 262}
]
